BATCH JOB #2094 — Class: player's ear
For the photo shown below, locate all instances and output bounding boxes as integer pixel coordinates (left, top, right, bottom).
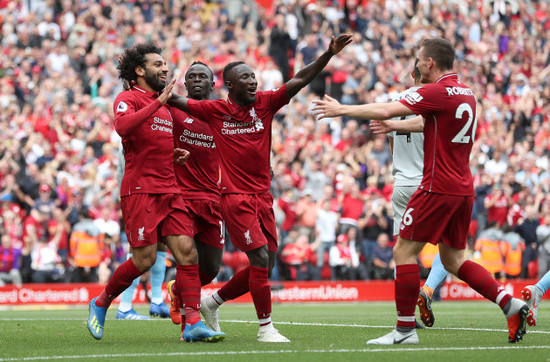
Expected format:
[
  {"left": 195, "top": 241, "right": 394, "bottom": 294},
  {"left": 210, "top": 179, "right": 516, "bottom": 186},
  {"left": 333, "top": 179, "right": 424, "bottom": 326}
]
[
  {"left": 135, "top": 65, "right": 145, "bottom": 77},
  {"left": 225, "top": 80, "right": 233, "bottom": 89},
  {"left": 427, "top": 57, "right": 434, "bottom": 70}
]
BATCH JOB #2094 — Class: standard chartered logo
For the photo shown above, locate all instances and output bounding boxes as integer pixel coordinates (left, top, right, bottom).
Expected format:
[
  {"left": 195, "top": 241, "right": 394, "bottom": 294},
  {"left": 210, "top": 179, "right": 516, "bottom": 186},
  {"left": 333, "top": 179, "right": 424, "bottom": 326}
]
[
  {"left": 151, "top": 116, "right": 173, "bottom": 134},
  {"left": 179, "top": 129, "right": 215, "bottom": 148}
]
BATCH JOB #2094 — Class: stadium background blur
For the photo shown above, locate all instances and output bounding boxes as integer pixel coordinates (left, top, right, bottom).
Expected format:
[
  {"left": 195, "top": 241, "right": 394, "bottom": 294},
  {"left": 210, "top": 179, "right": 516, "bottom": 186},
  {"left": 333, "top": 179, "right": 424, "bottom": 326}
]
[{"left": 0, "top": 0, "right": 549, "bottom": 287}]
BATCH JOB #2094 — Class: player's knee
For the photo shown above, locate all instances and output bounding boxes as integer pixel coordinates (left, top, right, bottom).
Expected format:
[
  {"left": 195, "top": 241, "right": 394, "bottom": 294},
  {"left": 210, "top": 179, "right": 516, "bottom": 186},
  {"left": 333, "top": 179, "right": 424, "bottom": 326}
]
[
  {"left": 439, "top": 255, "right": 460, "bottom": 276},
  {"left": 201, "top": 260, "right": 221, "bottom": 277},
  {"left": 246, "top": 246, "right": 269, "bottom": 268},
  {"left": 132, "top": 254, "right": 156, "bottom": 272}
]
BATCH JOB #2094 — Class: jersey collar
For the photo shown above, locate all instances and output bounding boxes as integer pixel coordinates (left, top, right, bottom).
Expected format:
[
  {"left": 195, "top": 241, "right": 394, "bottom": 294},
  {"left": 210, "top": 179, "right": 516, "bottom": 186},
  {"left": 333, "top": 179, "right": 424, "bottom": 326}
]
[
  {"left": 435, "top": 73, "right": 458, "bottom": 83},
  {"left": 132, "top": 85, "right": 159, "bottom": 98}
]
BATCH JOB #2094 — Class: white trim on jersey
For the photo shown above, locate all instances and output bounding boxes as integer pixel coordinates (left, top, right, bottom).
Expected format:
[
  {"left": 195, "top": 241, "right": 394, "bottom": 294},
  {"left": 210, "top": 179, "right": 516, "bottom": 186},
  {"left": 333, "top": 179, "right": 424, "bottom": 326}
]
[{"left": 389, "top": 87, "right": 424, "bottom": 187}]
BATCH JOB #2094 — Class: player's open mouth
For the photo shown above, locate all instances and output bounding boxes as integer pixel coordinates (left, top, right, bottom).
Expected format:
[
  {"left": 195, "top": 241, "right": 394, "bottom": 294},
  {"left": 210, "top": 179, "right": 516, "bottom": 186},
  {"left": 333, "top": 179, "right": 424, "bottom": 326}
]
[
  {"left": 247, "top": 88, "right": 256, "bottom": 95},
  {"left": 159, "top": 75, "right": 167, "bottom": 81}
]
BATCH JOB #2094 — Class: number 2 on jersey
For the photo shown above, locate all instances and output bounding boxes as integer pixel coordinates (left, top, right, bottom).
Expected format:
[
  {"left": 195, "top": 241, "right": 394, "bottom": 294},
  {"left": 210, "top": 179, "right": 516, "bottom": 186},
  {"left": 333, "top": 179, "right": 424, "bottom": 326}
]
[{"left": 451, "top": 103, "right": 477, "bottom": 144}]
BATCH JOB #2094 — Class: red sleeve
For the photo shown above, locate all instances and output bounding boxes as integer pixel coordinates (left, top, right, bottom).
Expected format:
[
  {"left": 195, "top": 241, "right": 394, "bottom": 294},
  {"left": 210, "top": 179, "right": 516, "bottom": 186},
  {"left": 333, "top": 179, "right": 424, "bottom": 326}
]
[
  {"left": 398, "top": 84, "right": 443, "bottom": 119},
  {"left": 267, "top": 84, "right": 288, "bottom": 112},
  {"left": 277, "top": 198, "right": 289, "bottom": 212},
  {"left": 186, "top": 99, "right": 210, "bottom": 122},
  {"left": 113, "top": 92, "right": 163, "bottom": 136}
]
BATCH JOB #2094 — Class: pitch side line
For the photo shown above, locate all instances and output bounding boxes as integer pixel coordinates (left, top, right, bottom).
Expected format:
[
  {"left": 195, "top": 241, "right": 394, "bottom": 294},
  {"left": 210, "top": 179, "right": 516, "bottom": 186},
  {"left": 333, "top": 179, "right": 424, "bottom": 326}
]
[
  {"left": 1, "top": 318, "right": 550, "bottom": 335},
  {"left": 227, "top": 320, "right": 550, "bottom": 334},
  {"left": 1, "top": 346, "right": 550, "bottom": 361}
]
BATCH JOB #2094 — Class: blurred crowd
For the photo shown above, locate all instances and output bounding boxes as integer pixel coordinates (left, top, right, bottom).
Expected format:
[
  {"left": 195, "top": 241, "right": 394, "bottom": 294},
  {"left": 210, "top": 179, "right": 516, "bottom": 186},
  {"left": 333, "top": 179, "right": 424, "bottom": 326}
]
[{"left": 1, "top": 0, "right": 550, "bottom": 287}]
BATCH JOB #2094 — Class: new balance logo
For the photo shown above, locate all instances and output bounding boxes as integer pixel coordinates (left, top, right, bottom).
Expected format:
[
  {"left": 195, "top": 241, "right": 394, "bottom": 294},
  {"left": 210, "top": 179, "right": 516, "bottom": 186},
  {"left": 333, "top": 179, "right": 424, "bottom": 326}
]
[
  {"left": 404, "top": 92, "right": 423, "bottom": 105},
  {"left": 138, "top": 226, "right": 145, "bottom": 241},
  {"left": 183, "top": 117, "right": 194, "bottom": 124}
]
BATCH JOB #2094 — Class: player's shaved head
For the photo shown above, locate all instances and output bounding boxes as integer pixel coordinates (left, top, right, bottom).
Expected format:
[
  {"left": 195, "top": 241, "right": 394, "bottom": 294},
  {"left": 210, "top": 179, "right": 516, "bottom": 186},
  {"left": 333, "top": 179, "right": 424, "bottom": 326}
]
[
  {"left": 188, "top": 61, "right": 214, "bottom": 81},
  {"left": 223, "top": 61, "right": 245, "bottom": 83}
]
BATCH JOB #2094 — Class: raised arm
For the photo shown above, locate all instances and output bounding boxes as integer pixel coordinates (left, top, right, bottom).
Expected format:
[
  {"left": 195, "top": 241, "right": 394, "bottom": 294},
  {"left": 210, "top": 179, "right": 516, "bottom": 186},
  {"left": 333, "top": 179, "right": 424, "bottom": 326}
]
[
  {"left": 311, "top": 94, "right": 415, "bottom": 121},
  {"left": 115, "top": 79, "right": 176, "bottom": 136},
  {"left": 166, "top": 92, "right": 191, "bottom": 112},
  {"left": 370, "top": 115, "right": 425, "bottom": 134},
  {"left": 285, "top": 34, "right": 352, "bottom": 100}
]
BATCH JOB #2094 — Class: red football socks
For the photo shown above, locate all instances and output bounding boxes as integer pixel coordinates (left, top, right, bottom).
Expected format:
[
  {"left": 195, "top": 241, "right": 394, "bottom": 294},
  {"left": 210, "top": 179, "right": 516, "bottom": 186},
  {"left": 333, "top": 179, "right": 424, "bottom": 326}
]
[
  {"left": 217, "top": 266, "right": 251, "bottom": 302},
  {"left": 458, "top": 260, "right": 511, "bottom": 309},
  {"left": 395, "top": 264, "right": 420, "bottom": 329},
  {"left": 176, "top": 264, "right": 201, "bottom": 325},
  {"left": 96, "top": 258, "right": 141, "bottom": 308},
  {"left": 249, "top": 266, "right": 271, "bottom": 320}
]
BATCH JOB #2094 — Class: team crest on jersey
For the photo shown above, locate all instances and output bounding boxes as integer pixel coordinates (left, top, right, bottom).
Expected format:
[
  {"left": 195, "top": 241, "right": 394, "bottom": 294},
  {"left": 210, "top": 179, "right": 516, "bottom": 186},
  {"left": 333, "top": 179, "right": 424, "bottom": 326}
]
[
  {"left": 249, "top": 107, "right": 259, "bottom": 122},
  {"left": 117, "top": 101, "right": 128, "bottom": 112},
  {"left": 250, "top": 107, "right": 264, "bottom": 131},
  {"left": 404, "top": 92, "right": 423, "bottom": 105}
]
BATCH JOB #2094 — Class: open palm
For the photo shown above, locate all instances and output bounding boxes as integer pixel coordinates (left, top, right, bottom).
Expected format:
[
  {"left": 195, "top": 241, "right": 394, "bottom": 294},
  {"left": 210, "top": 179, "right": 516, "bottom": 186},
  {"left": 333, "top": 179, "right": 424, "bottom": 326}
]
[{"left": 329, "top": 34, "right": 353, "bottom": 55}]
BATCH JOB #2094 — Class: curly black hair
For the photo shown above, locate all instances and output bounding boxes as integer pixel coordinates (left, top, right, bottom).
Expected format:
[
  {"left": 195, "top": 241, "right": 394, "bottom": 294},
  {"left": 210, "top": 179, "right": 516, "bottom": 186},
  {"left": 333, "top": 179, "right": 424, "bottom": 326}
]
[{"left": 117, "top": 42, "right": 163, "bottom": 83}]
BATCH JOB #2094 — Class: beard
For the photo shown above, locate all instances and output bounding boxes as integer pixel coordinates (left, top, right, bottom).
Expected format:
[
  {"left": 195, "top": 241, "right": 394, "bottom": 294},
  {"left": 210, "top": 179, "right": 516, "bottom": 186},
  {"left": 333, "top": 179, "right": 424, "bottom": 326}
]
[{"left": 144, "top": 69, "right": 166, "bottom": 92}]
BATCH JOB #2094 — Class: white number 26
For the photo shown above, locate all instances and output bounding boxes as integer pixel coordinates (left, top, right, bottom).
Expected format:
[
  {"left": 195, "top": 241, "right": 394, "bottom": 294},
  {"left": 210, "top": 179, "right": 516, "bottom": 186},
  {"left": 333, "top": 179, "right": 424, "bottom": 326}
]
[{"left": 451, "top": 102, "right": 478, "bottom": 144}]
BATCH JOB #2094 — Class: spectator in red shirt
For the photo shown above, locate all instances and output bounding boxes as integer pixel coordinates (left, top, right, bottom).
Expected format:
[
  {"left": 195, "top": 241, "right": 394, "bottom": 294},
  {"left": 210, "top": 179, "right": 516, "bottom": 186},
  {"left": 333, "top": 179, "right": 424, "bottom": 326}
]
[
  {"left": 47, "top": 206, "right": 71, "bottom": 265},
  {"left": 280, "top": 234, "right": 314, "bottom": 281},
  {"left": 277, "top": 188, "right": 297, "bottom": 241},
  {"left": 339, "top": 181, "right": 364, "bottom": 235},
  {"left": 484, "top": 183, "right": 513, "bottom": 226}
]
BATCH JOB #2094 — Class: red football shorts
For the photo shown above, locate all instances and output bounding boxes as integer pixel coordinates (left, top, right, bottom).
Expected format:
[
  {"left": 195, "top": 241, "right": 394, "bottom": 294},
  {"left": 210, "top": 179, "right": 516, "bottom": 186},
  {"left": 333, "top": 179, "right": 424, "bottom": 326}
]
[
  {"left": 221, "top": 192, "right": 278, "bottom": 253},
  {"left": 120, "top": 193, "right": 191, "bottom": 248},
  {"left": 399, "top": 190, "right": 473, "bottom": 249},
  {"left": 178, "top": 199, "right": 225, "bottom": 250}
]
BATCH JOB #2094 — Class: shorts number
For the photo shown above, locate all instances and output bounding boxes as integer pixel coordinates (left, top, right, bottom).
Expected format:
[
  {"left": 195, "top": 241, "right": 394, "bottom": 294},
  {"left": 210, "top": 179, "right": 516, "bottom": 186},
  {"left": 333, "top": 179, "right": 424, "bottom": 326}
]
[
  {"left": 403, "top": 208, "right": 414, "bottom": 226},
  {"left": 451, "top": 103, "right": 477, "bottom": 144},
  {"left": 219, "top": 221, "right": 224, "bottom": 238},
  {"left": 219, "top": 221, "right": 225, "bottom": 244}
]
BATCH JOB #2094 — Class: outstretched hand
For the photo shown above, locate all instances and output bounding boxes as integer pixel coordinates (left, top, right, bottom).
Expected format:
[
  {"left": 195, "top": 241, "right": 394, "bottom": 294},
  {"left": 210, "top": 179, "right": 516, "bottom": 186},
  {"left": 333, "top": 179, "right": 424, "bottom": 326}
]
[
  {"left": 311, "top": 95, "right": 342, "bottom": 120},
  {"left": 328, "top": 34, "right": 353, "bottom": 56},
  {"left": 174, "top": 148, "right": 190, "bottom": 165},
  {"left": 158, "top": 79, "right": 177, "bottom": 105},
  {"left": 369, "top": 120, "right": 393, "bottom": 134}
]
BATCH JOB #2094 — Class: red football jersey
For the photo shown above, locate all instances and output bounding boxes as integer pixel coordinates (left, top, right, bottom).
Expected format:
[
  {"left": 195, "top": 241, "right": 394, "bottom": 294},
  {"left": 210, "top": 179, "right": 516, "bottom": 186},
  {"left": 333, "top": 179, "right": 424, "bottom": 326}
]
[
  {"left": 186, "top": 85, "right": 288, "bottom": 194},
  {"left": 171, "top": 108, "right": 221, "bottom": 202},
  {"left": 399, "top": 73, "right": 476, "bottom": 196},
  {"left": 113, "top": 86, "right": 180, "bottom": 195}
]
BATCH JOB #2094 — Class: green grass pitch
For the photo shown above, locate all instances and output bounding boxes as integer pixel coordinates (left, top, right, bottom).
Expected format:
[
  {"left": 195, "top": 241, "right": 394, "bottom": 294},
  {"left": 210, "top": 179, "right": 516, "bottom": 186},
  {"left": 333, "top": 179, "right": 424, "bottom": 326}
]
[{"left": 1, "top": 301, "right": 549, "bottom": 361}]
